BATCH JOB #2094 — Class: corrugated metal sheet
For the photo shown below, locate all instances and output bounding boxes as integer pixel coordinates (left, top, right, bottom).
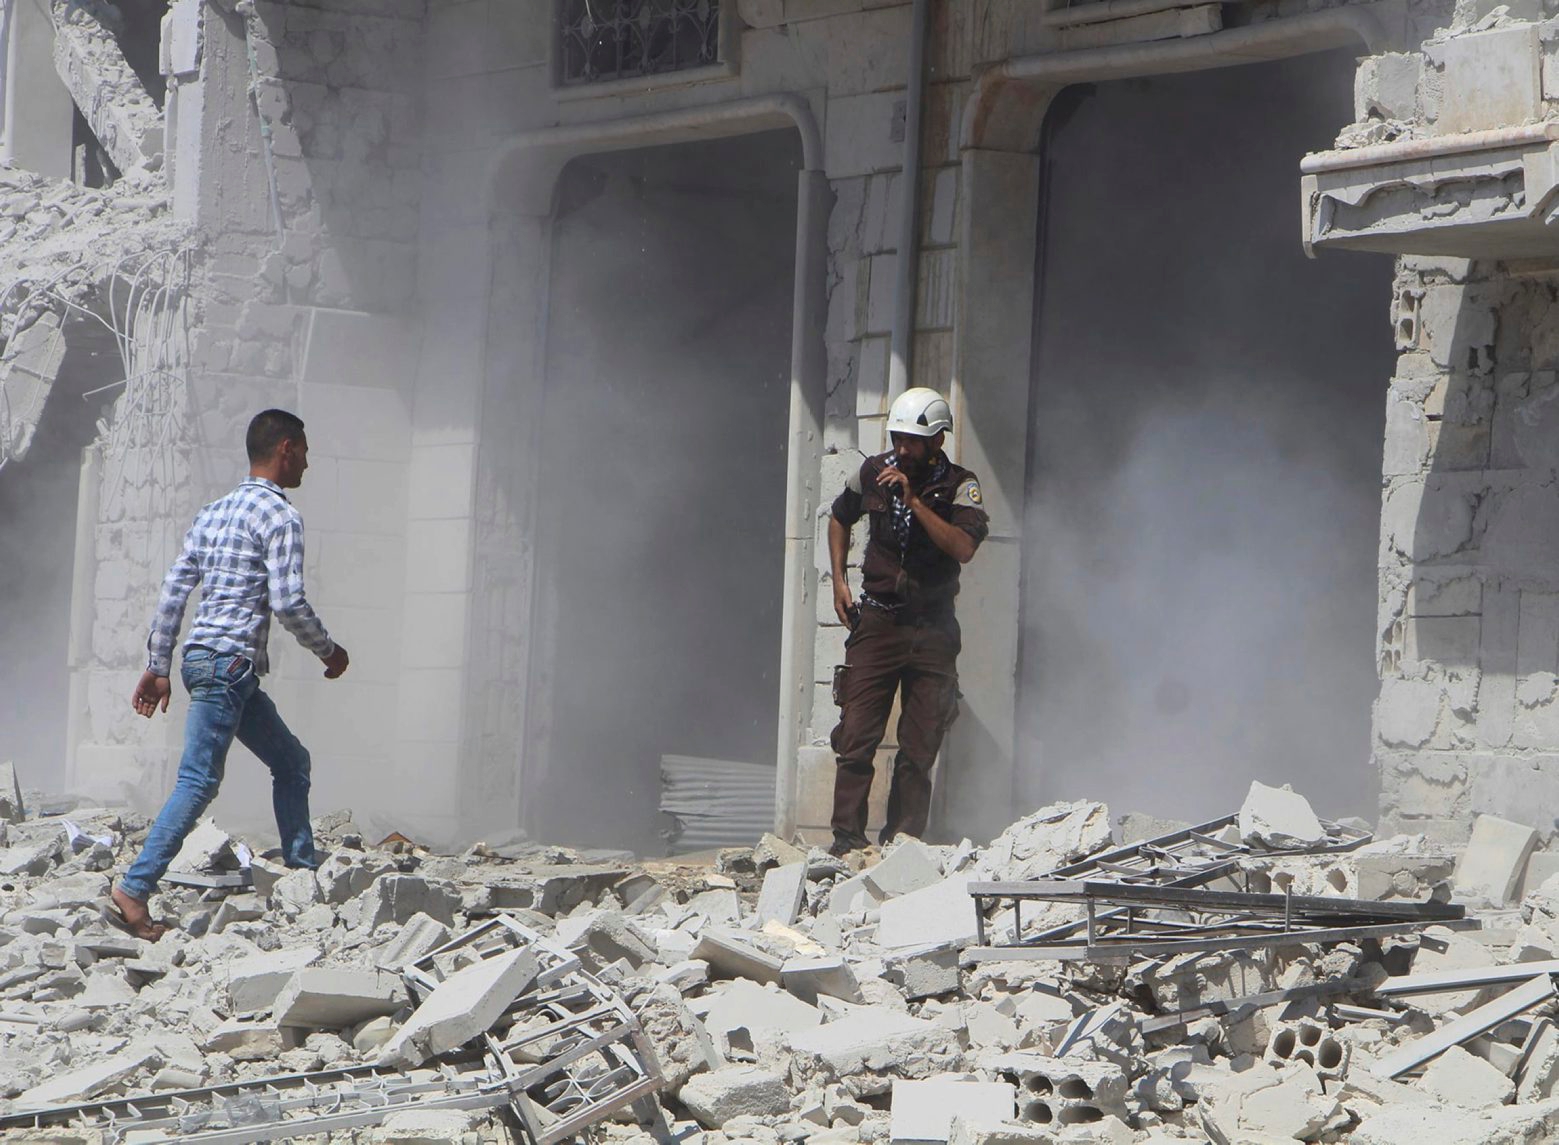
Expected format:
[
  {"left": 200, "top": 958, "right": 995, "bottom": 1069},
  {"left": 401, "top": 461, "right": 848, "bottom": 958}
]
[{"left": 659, "top": 753, "right": 776, "bottom": 855}]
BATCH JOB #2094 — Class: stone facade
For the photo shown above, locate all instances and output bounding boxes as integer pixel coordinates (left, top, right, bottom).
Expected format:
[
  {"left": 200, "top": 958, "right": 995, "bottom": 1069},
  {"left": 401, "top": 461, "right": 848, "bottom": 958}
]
[{"left": 6, "top": 0, "right": 1559, "bottom": 847}]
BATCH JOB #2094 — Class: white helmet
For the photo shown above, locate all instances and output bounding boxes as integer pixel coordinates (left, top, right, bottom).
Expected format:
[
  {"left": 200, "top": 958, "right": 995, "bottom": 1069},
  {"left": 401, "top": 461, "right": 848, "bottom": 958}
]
[{"left": 886, "top": 387, "right": 953, "bottom": 438}]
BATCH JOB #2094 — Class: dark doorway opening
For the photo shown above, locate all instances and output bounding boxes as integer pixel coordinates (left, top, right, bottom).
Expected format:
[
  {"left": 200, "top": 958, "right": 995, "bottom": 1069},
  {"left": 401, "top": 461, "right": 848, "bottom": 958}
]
[
  {"left": 1019, "top": 51, "right": 1396, "bottom": 823},
  {"left": 529, "top": 129, "right": 801, "bottom": 854}
]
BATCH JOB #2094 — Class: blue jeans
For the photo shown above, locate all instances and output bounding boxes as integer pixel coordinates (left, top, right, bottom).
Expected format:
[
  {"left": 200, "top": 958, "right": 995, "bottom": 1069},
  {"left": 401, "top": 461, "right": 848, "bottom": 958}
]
[{"left": 120, "top": 647, "right": 317, "bottom": 901}]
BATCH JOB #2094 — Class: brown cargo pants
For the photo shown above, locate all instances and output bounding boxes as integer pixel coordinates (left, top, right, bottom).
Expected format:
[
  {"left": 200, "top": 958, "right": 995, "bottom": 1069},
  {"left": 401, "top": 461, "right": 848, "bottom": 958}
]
[{"left": 829, "top": 604, "right": 961, "bottom": 850}]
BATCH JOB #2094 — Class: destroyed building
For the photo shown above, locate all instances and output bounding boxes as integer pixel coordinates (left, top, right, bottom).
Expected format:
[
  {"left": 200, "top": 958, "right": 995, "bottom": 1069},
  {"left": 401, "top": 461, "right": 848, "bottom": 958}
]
[{"left": 2, "top": 0, "right": 1559, "bottom": 858}]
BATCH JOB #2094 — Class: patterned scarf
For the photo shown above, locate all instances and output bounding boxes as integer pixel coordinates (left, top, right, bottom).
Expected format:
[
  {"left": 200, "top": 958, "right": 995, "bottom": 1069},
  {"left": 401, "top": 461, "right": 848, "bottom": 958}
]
[{"left": 884, "top": 452, "right": 949, "bottom": 555}]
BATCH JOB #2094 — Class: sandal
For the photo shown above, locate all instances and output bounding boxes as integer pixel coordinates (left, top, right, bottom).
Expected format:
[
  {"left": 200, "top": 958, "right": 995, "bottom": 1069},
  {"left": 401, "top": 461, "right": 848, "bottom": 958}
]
[{"left": 98, "top": 899, "right": 168, "bottom": 942}]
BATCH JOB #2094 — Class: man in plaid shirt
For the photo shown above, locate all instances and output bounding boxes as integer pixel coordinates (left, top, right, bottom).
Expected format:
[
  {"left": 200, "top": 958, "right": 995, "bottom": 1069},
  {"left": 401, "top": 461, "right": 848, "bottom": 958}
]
[{"left": 110, "top": 409, "right": 350, "bottom": 940}]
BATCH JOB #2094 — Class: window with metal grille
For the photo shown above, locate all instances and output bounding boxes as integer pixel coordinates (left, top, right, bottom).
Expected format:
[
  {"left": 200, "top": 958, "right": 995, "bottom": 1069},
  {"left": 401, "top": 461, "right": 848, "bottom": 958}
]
[{"left": 556, "top": 0, "right": 723, "bottom": 86}]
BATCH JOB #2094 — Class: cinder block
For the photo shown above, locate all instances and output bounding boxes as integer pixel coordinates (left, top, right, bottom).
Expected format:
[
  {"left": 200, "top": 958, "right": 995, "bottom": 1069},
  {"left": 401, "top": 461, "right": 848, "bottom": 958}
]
[
  {"left": 891, "top": 1078, "right": 1016, "bottom": 1145},
  {"left": 273, "top": 967, "right": 406, "bottom": 1030}
]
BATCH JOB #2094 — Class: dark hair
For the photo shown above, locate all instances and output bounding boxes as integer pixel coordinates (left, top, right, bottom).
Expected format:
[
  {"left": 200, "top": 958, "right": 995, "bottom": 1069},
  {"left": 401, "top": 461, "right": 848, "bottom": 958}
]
[{"left": 246, "top": 409, "right": 306, "bottom": 462}]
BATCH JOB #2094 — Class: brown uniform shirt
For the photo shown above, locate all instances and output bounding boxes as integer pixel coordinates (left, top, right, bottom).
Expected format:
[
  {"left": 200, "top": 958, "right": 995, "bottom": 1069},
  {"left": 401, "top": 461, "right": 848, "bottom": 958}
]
[{"left": 830, "top": 452, "right": 990, "bottom": 616}]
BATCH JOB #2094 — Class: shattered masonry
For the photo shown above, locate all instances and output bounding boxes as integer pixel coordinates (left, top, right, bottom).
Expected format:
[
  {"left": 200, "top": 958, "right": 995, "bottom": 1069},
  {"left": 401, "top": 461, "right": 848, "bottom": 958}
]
[{"left": 7, "top": 786, "right": 1559, "bottom": 1143}]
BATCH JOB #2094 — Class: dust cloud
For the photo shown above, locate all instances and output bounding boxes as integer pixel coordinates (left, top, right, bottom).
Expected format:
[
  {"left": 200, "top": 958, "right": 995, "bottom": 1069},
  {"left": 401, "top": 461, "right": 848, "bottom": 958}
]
[{"left": 1016, "top": 51, "right": 1397, "bottom": 825}]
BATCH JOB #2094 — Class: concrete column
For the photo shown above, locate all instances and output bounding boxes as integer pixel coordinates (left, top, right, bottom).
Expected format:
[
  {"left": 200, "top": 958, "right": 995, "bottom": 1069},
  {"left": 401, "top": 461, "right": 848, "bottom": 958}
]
[
  {"left": 1, "top": 0, "right": 71, "bottom": 177},
  {"left": 775, "top": 168, "right": 835, "bottom": 836},
  {"left": 944, "top": 148, "right": 1042, "bottom": 842}
]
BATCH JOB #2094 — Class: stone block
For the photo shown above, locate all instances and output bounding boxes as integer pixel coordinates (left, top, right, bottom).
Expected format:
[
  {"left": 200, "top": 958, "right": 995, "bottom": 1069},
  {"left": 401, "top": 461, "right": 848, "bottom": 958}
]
[
  {"left": 693, "top": 926, "right": 786, "bottom": 984},
  {"left": 274, "top": 967, "right": 406, "bottom": 1030},
  {"left": 1355, "top": 51, "right": 1420, "bottom": 121},
  {"left": 891, "top": 1078, "right": 1015, "bottom": 1144},
  {"left": 756, "top": 862, "right": 808, "bottom": 927},
  {"left": 1238, "top": 781, "right": 1324, "bottom": 849},
  {"left": 782, "top": 954, "right": 865, "bottom": 1005},
  {"left": 865, "top": 839, "right": 943, "bottom": 899},
  {"left": 681, "top": 1066, "right": 791, "bottom": 1127},
  {"left": 380, "top": 947, "right": 539, "bottom": 1067},
  {"left": 226, "top": 945, "right": 322, "bottom": 1014},
  {"left": 1420, "top": 1044, "right": 1514, "bottom": 1106},
  {"left": 877, "top": 875, "right": 978, "bottom": 949},
  {"left": 886, "top": 942, "right": 961, "bottom": 1000},
  {"left": 1429, "top": 26, "right": 1542, "bottom": 135},
  {"left": 1454, "top": 814, "right": 1539, "bottom": 907},
  {"left": 830, "top": 870, "right": 884, "bottom": 915}
]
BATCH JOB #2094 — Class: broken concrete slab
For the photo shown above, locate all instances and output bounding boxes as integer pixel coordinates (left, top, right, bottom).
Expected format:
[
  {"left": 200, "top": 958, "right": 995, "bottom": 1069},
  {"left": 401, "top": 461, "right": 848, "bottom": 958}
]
[
  {"left": 226, "top": 946, "right": 323, "bottom": 1014},
  {"left": 877, "top": 875, "right": 978, "bottom": 949},
  {"left": 203, "top": 1018, "right": 286, "bottom": 1061},
  {"left": 14, "top": 1042, "right": 160, "bottom": 1108},
  {"left": 756, "top": 862, "right": 807, "bottom": 926},
  {"left": 374, "top": 912, "right": 450, "bottom": 971},
  {"left": 782, "top": 953, "right": 864, "bottom": 1005},
  {"left": 886, "top": 942, "right": 961, "bottom": 1000},
  {"left": 865, "top": 839, "right": 943, "bottom": 899},
  {"left": 361, "top": 875, "right": 459, "bottom": 928},
  {"left": 890, "top": 1078, "right": 1015, "bottom": 1144},
  {"left": 1420, "top": 1043, "right": 1516, "bottom": 1106},
  {"left": 829, "top": 870, "right": 884, "bottom": 915},
  {"left": 168, "top": 818, "right": 234, "bottom": 872},
  {"left": 1239, "top": 781, "right": 1326, "bottom": 849},
  {"left": 680, "top": 1065, "right": 790, "bottom": 1127},
  {"left": 700, "top": 978, "right": 822, "bottom": 1053},
  {"left": 1454, "top": 814, "right": 1539, "bottom": 907},
  {"left": 692, "top": 926, "right": 786, "bottom": 984},
  {"left": 379, "top": 946, "right": 539, "bottom": 1068},
  {"left": 787, "top": 1008, "right": 959, "bottom": 1096},
  {"left": 273, "top": 967, "right": 406, "bottom": 1030},
  {"left": 974, "top": 800, "right": 1112, "bottom": 881}
]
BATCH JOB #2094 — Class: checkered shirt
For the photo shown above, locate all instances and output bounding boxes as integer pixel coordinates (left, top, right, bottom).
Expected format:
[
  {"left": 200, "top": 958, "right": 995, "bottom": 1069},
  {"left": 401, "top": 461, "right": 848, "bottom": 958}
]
[{"left": 145, "top": 477, "right": 334, "bottom": 677}]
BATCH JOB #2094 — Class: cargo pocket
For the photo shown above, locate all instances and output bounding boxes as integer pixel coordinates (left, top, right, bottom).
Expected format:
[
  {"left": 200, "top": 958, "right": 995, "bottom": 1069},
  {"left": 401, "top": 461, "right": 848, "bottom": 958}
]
[
  {"left": 832, "top": 664, "right": 850, "bottom": 708},
  {"left": 937, "top": 679, "right": 962, "bottom": 737}
]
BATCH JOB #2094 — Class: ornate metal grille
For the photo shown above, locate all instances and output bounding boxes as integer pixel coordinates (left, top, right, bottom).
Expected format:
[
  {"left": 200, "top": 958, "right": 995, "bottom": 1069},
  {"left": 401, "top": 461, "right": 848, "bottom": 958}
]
[{"left": 557, "top": 0, "right": 722, "bottom": 86}]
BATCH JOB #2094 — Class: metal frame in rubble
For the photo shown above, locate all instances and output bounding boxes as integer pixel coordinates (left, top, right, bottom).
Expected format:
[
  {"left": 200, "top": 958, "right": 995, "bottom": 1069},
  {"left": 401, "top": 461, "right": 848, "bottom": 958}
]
[
  {"left": 0, "top": 914, "right": 665, "bottom": 1144},
  {"left": 964, "top": 880, "right": 1464, "bottom": 964},
  {"left": 1043, "top": 813, "right": 1372, "bottom": 888}
]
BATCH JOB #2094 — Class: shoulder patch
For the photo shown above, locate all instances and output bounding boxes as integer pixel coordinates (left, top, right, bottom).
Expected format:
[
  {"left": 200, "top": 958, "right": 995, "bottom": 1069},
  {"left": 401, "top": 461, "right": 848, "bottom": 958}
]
[{"left": 954, "top": 477, "right": 983, "bottom": 508}]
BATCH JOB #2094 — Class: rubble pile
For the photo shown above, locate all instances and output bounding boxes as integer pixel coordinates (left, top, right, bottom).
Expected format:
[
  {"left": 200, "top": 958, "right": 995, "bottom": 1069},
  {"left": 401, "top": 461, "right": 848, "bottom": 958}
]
[{"left": 4, "top": 771, "right": 1559, "bottom": 1143}]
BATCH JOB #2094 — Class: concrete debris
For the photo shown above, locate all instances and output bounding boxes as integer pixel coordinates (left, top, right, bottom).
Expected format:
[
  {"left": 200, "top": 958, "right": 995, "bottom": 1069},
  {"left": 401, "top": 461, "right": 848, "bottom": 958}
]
[
  {"left": 0, "top": 762, "right": 23, "bottom": 825},
  {"left": 1239, "top": 780, "right": 1326, "bottom": 849},
  {"left": 680, "top": 1065, "right": 791, "bottom": 1126},
  {"left": 1453, "top": 813, "right": 1539, "bottom": 907},
  {"left": 891, "top": 1077, "right": 1015, "bottom": 1143},
  {"left": 378, "top": 946, "right": 537, "bottom": 1067},
  {"left": 3, "top": 791, "right": 1559, "bottom": 1141}
]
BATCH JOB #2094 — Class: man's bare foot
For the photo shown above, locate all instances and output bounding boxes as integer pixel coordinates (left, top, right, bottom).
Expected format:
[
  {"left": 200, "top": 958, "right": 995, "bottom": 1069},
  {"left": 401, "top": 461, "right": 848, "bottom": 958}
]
[{"left": 107, "top": 885, "right": 168, "bottom": 941}]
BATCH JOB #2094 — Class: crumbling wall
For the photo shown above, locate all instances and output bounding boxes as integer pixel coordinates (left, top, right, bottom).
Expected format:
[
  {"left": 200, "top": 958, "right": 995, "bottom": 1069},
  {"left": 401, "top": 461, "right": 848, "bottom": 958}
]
[
  {"left": 70, "top": 0, "right": 431, "bottom": 838},
  {"left": 1322, "top": 2, "right": 1559, "bottom": 843}
]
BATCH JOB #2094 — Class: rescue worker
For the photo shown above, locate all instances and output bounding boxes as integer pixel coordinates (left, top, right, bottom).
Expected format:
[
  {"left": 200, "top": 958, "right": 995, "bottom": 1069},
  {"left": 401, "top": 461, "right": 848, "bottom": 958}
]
[{"left": 826, "top": 387, "right": 989, "bottom": 857}]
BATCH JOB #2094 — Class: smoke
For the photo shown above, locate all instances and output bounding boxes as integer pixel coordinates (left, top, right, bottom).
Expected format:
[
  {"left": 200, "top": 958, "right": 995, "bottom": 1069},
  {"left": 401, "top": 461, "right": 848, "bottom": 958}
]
[
  {"left": 530, "top": 131, "right": 803, "bottom": 854},
  {"left": 1016, "top": 52, "right": 1397, "bottom": 824},
  {"left": 0, "top": 351, "right": 104, "bottom": 795}
]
